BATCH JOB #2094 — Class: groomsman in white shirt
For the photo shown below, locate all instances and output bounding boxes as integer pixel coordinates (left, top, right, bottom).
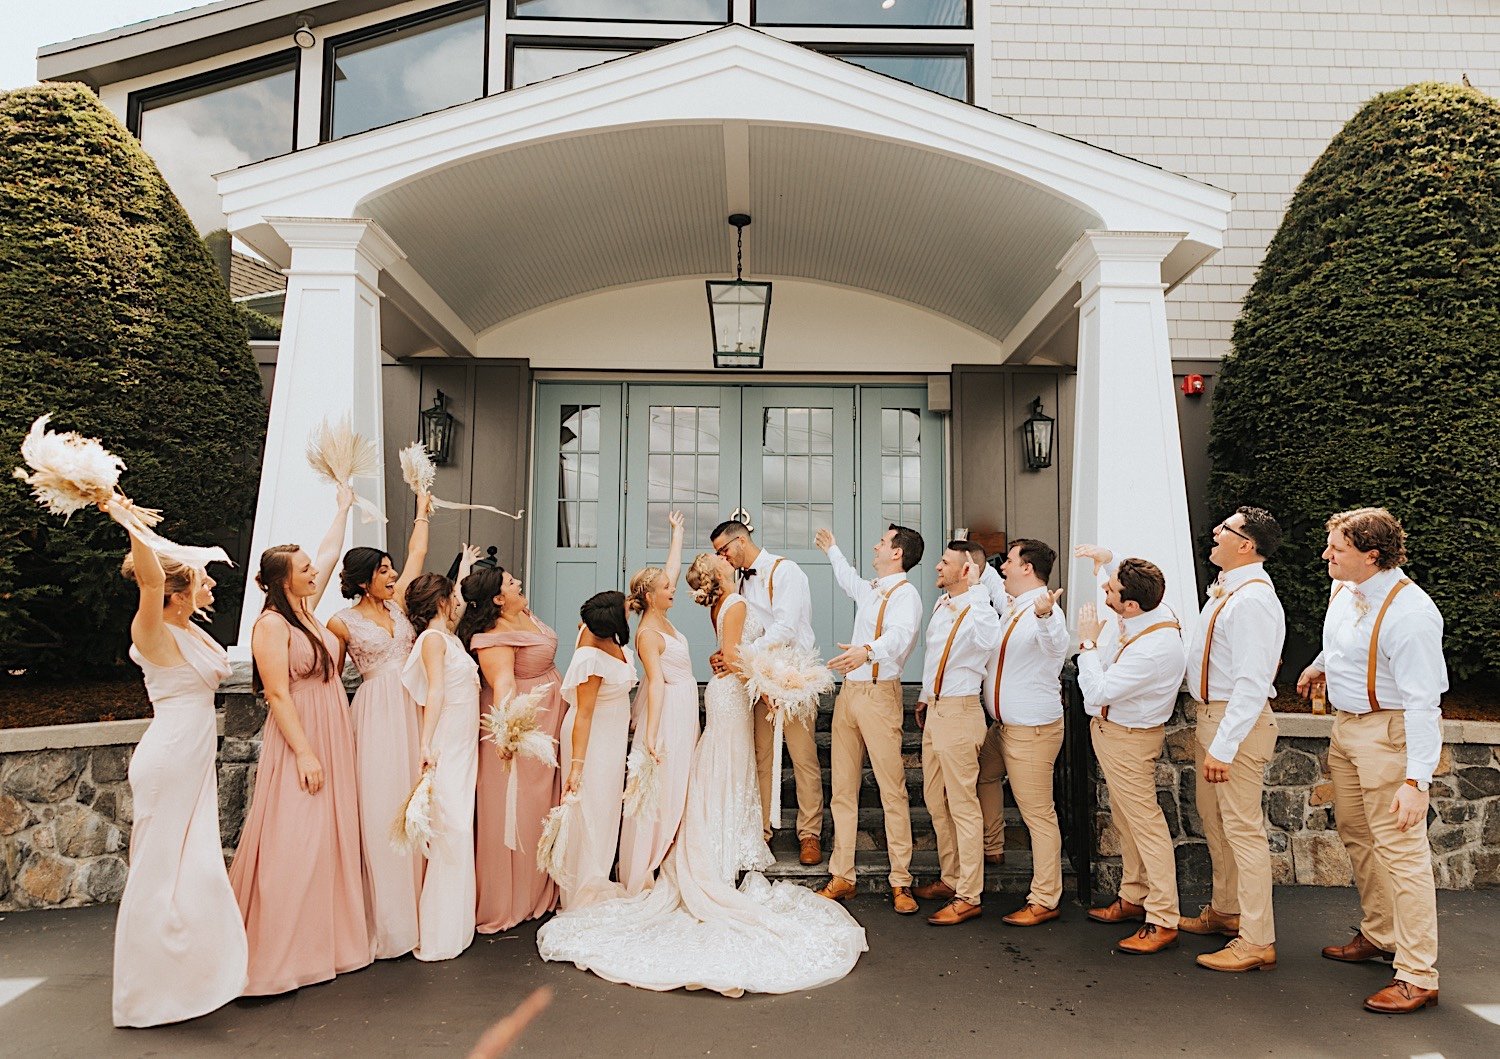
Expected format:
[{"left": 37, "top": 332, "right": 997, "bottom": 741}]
[
  {"left": 1180, "top": 507, "right": 1286, "bottom": 973},
  {"left": 1073, "top": 548, "right": 1187, "bottom": 954},
  {"left": 1297, "top": 507, "right": 1447, "bottom": 1014},
  {"left": 975, "top": 539, "right": 1070, "bottom": 926},
  {"left": 710, "top": 519, "right": 824, "bottom": 865},
  {"left": 812, "top": 525, "right": 925, "bottom": 914},
  {"left": 912, "top": 542, "right": 1004, "bottom": 925}
]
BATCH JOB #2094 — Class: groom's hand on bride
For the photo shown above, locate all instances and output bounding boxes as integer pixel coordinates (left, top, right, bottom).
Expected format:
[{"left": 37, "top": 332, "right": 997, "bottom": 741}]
[{"left": 828, "top": 642, "right": 868, "bottom": 674}]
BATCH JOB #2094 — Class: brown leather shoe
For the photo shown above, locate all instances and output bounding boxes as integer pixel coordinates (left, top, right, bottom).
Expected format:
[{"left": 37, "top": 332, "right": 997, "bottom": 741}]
[
  {"left": 927, "top": 899, "right": 983, "bottom": 926},
  {"left": 1116, "top": 924, "right": 1179, "bottom": 954},
  {"left": 1178, "top": 904, "right": 1240, "bottom": 937},
  {"left": 892, "top": 887, "right": 919, "bottom": 915},
  {"left": 912, "top": 879, "right": 956, "bottom": 901},
  {"left": 984, "top": 851, "right": 1005, "bottom": 865},
  {"left": 815, "top": 876, "right": 856, "bottom": 902},
  {"left": 798, "top": 836, "right": 822, "bottom": 866},
  {"left": 1322, "top": 931, "right": 1396, "bottom": 963},
  {"left": 1197, "top": 938, "right": 1276, "bottom": 973},
  {"left": 1364, "top": 979, "right": 1439, "bottom": 1014},
  {"left": 1001, "top": 903, "right": 1060, "bottom": 927},
  {"left": 1087, "top": 897, "right": 1146, "bottom": 924}
]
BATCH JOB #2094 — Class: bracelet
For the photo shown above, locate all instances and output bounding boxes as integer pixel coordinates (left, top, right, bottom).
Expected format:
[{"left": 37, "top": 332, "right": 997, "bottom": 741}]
[{"left": 414, "top": 517, "right": 430, "bottom": 524}]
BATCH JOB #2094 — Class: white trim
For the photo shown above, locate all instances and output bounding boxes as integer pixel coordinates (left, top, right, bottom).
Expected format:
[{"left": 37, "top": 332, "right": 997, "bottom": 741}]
[{"left": 0, "top": 715, "right": 225, "bottom": 754}]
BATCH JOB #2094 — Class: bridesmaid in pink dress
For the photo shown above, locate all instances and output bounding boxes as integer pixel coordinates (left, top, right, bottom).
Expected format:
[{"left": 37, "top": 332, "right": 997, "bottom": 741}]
[
  {"left": 229, "top": 486, "right": 372, "bottom": 995},
  {"left": 326, "top": 492, "right": 433, "bottom": 960},
  {"left": 458, "top": 566, "right": 566, "bottom": 932},
  {"left": 109, "top": 516, "right": 247, "bottom": 1027},
  {"left": 618, "top": 510, "right": 700, "bottom": 894}
]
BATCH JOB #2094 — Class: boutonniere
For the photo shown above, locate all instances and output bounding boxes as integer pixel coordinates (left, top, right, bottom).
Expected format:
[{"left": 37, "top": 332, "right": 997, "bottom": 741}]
[
  {"left": 1208, "top": 581, "right": 1226, "bottom": 599},
  {"left": 1351, "top": 590, "right": 1372, "bottom": 619}
]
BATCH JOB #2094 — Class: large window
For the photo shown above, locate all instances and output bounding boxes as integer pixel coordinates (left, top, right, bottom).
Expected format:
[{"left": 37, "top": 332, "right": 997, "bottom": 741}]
[
  {"left": 511, "top": 0, "right": 728, "bottom": 22},
  {"left": 130, "top": 54, "right": 297, "bottom": 234},
  {"left": 324, "top": 2, "right": 487, "bottom": 140},
  {"left": 754, "top": 0, "right": 969, "bottom": 28},
  {"left": 557, "top": 404, "right": 602, "bottom": 548},
  {"left": 508, "top": 39, "right": 651, "bottom": 90},
  {"left": 819, "top": 46, "right": 970, "bottom": 101}
]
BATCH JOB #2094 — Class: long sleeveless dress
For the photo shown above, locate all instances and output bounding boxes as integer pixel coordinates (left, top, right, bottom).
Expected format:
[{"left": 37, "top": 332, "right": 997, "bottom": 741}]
[
  {"left": 472, "top": 620, "right": 565, "bottom": 932},
  {"left": 337, "top": 601, "right": 420, "bottom": 960},
  {"left": 553, "top": 644, "right": 638, "bottom": 910},
  {"left": 113, "top": 624, "right": 248, "bottom": 1027},
  {"left": 229, "top": 612, "right": 372, "bottom": 995},
  {"left": 401, "top": 628, "right": 481, "bottom": 961},
  {"left": 537, "top": 595, "right": 867, "bottom": 996},
  {"left": 617, "top": 627, "right": 700, "bottom": 894}
]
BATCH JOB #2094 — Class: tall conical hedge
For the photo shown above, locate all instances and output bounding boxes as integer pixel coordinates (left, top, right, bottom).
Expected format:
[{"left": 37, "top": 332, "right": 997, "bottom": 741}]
[
  {"left": 0, "top": 83, "right": 267, "bottom": 677},
  {"left": 1209, "top": 82, "right": 1500, "bottom": 682}
]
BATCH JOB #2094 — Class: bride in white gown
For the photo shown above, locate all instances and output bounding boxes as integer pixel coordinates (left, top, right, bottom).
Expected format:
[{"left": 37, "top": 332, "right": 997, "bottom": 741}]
[{"left": 536, "top": 553, "right": 867, "bottom": 996}]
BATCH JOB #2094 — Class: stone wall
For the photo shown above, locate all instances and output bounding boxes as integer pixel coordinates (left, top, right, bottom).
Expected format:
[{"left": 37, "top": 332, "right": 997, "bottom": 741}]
[{"left": 1092, "top": 697, "right": 1500, "bottom": 898}]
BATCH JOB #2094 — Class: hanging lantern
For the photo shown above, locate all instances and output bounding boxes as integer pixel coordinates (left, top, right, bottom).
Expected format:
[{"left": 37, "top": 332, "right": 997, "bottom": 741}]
[{"left": 706, "top": 213, "right": 771, "bottom": 369}]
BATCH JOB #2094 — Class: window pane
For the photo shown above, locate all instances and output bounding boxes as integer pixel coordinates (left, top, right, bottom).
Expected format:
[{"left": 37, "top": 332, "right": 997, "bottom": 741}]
[
  {"left": 329, "top": 6, "right": 485, "bottom": 139},
  {"left": 557, "top": 501, "right": 577, "bottom": 547},
  {"left": 785, "top": 455, "right": 810, "bottom": 502},
  {"left": 830, "top": 52, "right": 969, "bottom": 101},
  {"left": 698, "top": 407, "right": 720, "bottom": 452},
  {"left": 514, "top": 0, "right": 728, "bottom": 21},
  {"left": 672, "top": 455, "right": 697, "bottom": 502},
  {"left": 649, "top": 406, "right": 673, "bottom": 452},
  {"left": 760, "top": 506, "right": 785, "bottom": 547},
  {"left": 673, "top": 406, "right": 698, "bottom": 452},
  {"left": 646, "top": 503, "right": 670, "bottom": 547},
  {"left": 902, "top": 455, "right": 921, "bottom": 502},
  {"left": 763, "top": 456, "right": 786, "bottom": 503},
  {"left": 578, "top": 452, "right": 599, "bottom": 500},
  {"left": 756, "top": 0, "right": 967, "bottom": 27},
  {"left": 882, "top": 456, "right": 901, "bottom": 503},
  {"left": 763, "top": 408, "right": 785, "bottom": 454},
  {"left": 510, "top": 46, "right": 641, "bottom": 89},
  {"left": 697, "top": 455, "right": 720, "bottom": 501},
  {"left": 785, "top": 407, "right": 809, "bottom": 454},
  {"left": 137, "top": 60, "right": 296, "bottom": 233},
  {"left": 881, "top": 408, "right": 901, "bottom": 453},
  {"left": 811, "top": 408, "right": 833, "bottom": 454},
  {"left": 900, "top": 408, "right": 921, "bottom": 453},
  {"left": 811, "top": 454, "right": 833, "bottom": 500},
  {"left": 577, "top": 502, "right": 598, "bottom": 548},
  {"left": 647, "top": 454, "right": 671, "bottom": 500}
]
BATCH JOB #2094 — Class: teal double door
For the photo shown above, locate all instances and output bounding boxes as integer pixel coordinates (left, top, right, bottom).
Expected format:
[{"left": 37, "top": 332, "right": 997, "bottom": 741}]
[{"left": 533, "top": 383, "right": 943, "bottom": 680}]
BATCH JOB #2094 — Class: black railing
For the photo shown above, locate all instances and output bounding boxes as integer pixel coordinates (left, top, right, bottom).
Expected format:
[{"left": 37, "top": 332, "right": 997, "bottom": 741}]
[{"left": 1056, "top": 659, "right": 1096, "bottom": 905}]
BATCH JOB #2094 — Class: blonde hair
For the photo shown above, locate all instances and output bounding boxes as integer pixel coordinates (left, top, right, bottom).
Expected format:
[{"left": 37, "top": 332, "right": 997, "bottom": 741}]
[
  {"left": 121, "top": 552, "right": 195, "bottom": 606},
  {"left": 626, "top": 567, "right": 664, "bottom": 614},
  {"left": 1327, "top": 507, "right": 1407, "bottom": 569},
  {"left": 686, "top": 553, "right": 725, "bottom": 609}
]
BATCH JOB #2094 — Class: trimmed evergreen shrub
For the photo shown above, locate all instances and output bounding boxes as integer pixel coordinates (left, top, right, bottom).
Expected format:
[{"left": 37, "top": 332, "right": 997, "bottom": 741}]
[
  {"left": 1209, "top": 82, "right": 1500, "bottom": 683},
  {"left": 0, "top": 83, "right": 267, "bottom": 677}
]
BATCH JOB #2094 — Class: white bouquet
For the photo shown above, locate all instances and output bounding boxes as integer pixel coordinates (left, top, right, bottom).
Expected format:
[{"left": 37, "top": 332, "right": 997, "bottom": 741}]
[
  {"left": 306, "top": 415, "right": 385, "bottom": 524},
  {"left": 399, "top": 441, "right": 524, "bottom": 520},
  {"left": 735, "top": 642, "right": 833, "bottom": 827},
  {"left": 390, "top": 770, "right": 437, "bottom": 856},
  {"left": 479, "top": 682, "right": 559, "bottom": 851},
  {"left": 536, "top": 794, "right": 583, "bottom": 886},
  {"left": 622, "top": 742, "right": 662, "bottom": 820}
]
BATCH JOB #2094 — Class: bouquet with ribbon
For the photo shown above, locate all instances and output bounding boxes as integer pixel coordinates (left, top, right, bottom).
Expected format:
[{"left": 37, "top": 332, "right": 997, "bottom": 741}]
[
  {"left": 390, "top": 770, "right": 438, "bottom": 856},
  {"left": 478, "top": 682, "right": 558, "bottom": 850},
  {"left": 736, "top": 642, "right": 833, "bottom": 828},
  {"left": 306, "top": 415, "right": 385, "bottom": 524},
  {"left": 399, "top": 441, "right": 524, "bottom": 520},
  {"left": 13, "top": 414, "right": 230, "bottom": 571}
]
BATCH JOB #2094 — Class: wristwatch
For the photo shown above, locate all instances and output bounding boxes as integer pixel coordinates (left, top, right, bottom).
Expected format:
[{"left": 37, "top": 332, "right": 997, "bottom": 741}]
[
  {"left": 1404, "top": 778, "right": 1430, "bottom": 793},
  {"left": 1079, "top": 639, "right": 1097, "bottom": 652}
]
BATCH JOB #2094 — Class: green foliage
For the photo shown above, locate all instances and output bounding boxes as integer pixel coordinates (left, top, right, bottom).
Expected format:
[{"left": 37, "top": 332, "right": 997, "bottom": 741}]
[
  {"left": 236, "top": 303, "right": 281, "bottom": 340},
  {"left": 1209, "top": 82, "right": 1500, "bottom": 682},
  {"left": 0, "top": 83, "right": 267, "bottom": 677}
]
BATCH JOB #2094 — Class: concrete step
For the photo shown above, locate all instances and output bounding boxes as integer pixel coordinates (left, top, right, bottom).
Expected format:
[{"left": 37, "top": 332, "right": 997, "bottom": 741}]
[{"left": 762, "top": 849, "right": 1077, "bottom": 896}]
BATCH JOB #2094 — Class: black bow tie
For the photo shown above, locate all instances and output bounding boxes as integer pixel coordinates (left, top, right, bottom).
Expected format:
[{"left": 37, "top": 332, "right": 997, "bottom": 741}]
[{"left": 739, "top": 567, "right": 757, "bottom": 582}]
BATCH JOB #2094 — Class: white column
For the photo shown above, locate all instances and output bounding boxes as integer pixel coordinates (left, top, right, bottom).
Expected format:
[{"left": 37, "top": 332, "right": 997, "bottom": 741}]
[
  {"left": 1059, "top": 230, "right": 1199, "bottom": 627},
  {"left": 234, "top": 218, "right": 406, "bottom": 656}
]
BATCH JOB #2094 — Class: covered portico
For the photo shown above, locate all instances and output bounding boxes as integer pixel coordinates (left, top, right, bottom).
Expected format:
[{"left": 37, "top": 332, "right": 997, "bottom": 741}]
[{"left": 217, "top": 25, "right": 1232, "bottom": 653}]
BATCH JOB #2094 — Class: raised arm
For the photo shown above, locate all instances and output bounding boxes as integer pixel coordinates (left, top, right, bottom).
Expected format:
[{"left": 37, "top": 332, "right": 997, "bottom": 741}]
[
  {"left": 311, "top": 484, "right": 355, "bottom": 610},
  {"left": 663, "top": 510, "right": 685, "bottom": 587},
  {"left": 107, "top": 505, "right": 180, "bottom": 668},
  {"left": 563, "top": 674, "right": 604, "bottom": 795},
  {"left": 637, "top": 628, "right": 667, "bottom": 754},
  {"left": 393, "top": 491, "right": 434, "bottom": 610},
  {"left": 450, "top": 543, "right": 482, "bottom": 617},
  {"left": 818, "top": 530, "right": 873, "bottom": 605},
  {"left": 252, "top": 616, "right": 324, "bottom": 794},
  {"left": 416, "top": 632, "right": 447, "bottom": 773}
]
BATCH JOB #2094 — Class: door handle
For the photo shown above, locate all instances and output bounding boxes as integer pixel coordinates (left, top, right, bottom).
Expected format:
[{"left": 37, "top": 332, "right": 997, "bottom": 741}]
[{"left": 730, "top": 506, "right": 753, "bottom": 532}]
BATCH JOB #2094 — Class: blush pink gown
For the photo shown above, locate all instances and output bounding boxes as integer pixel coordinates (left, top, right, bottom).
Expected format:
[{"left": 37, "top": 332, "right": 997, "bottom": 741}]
[
  {"left": 113, "top": 624, "right": 247, "bottom": 1027},
  {"left": 473, "top": 621, "right": 566, "bottom": 932},
  {"left": 337, "top": 601, "right": 421, "bottom": 960},
  {"left": 617, "top": 628, "right": 700, "bottom": 894},
  {"left": 229, "top": 612, "right": 372, "bottom": 995}
]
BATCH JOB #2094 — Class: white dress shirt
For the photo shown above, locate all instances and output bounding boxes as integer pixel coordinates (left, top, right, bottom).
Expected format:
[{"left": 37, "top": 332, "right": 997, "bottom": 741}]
[
  {"left": 1078, "top": 604, "right": 1188, "bottom": 728},
  {"left": 979, "top": 562, "right": 1008, "bottom": 613},
  {"left": 1310, "top": 567, "right": 1447, "bottom": 783},
  {"left": 982, "top": 586, "right": 1070, "bottom": 725},
  {"left": 1186, "top": 563, "right": 1286, "bottom": 762},
  {"left": 918, "top": 586, "right": 1004, "bottom": 703},
  {"left": 827, "top": 545, "right": 922, "bottom": 682},
  {"left": 740, "top": 548, "right": 816, "bottom": 653}
]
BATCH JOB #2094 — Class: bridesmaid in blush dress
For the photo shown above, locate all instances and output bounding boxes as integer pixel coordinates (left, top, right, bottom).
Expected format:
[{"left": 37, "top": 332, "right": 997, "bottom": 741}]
[
  {"left": 554, "top": 591, "right": 638, "bottom": 910},
  {"left": 400, "top": 571, "right": 482, "bottom": 962},
  {"left": 617, "top": 510, "right": 699, "bottom": 894},
  {"left": 459, "top": 566, "right": 566, "bottom": 932},
  {"left": 229, "top": 486, "right": 372, "bottom": 995},
  {"left": 109, "top": 514, "right": 246, "bottom": 1027},
  {"left": 326, "top": 492, "right": 433, "bottom": 960}
]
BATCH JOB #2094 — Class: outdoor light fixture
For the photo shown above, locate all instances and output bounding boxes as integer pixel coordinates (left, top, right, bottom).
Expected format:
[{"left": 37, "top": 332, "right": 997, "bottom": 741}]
[
  {"left": 420, "top": 390, "right": 457, "bottom": 465},
  {"left": 706, "top": 213, "right": 771, "bottom": 369},
  {"left": 1021, "top": 397, "right": 1055, "bottom": 471},
  {"left": 292, "top": 16, "right": 317, "bottom": 49}
]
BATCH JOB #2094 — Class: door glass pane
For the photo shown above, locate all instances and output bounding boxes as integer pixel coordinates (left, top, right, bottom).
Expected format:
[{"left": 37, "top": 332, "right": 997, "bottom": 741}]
[
  {"left": 557, "top": 404, "right": 600, "bottom": 548},
  {"left": 647, "top": 454, "right": 671, "bottom": 500},
  {"left": 811, "top": 408, "right": 834, "bottom": 454},
  {"left": 880, "top": 407, "right": 923, "bottom": 531},
  {"left": 761, "top": 405, "right": 836, "bottom": 551},
  {"left": 647, "top": 404, "right": 721, "bottom": 544}
]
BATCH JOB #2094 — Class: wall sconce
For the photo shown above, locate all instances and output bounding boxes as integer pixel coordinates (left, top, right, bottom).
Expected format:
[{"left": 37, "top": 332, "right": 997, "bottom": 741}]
[
  {"left": 706, "top": 214, "right": 771, "bottom": 369},
  {"left": 420, "top": 390, "right": 456, "bottom": 465},
  {"left": 292, "top": 16, "right": 317, "bottom": 49},
  {"left": 1021, "top": 397, "right": 1055, "bottom": 471}
]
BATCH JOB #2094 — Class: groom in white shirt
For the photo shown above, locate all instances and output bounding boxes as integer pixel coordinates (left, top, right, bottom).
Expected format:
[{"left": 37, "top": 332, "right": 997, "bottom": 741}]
[{"left": 710, "top": 519, "right": 825, "bottom": 866}]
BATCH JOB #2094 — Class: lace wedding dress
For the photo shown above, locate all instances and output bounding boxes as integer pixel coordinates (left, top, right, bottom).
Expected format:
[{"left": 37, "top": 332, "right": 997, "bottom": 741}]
[{"left": 536, "top": 593, "right": 867, "bottom": 996}]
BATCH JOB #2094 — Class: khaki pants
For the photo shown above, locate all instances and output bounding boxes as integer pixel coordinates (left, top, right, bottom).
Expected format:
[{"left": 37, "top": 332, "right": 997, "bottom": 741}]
[
  {"left": 1194, "top": 700, "right": 1278, "bottom": 945},
  {"left": 755, "top": 697, "right": 823, "bottom": 841},
  {"left": 1091, "top": 717, "right": 1179, "bottom": 928},
  {"left": 828, "top": 681, "right": 912, "bottom": 886},
  {"left": 1329, "top": 710, "right": 1439, "bottom": 989},
  {"left": 922, "top": 695, "right": 988, "bottom": 904},
  {"left": 977, "top": 718, "right": 1065, "bottom": 909}
]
